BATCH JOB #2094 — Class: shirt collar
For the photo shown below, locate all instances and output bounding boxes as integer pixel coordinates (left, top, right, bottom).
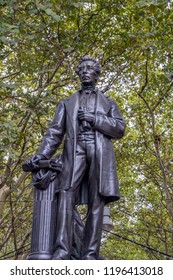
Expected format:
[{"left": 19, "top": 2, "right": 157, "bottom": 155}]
[{"left": 79, "top": 87, "right": 97, "bottom": 94}]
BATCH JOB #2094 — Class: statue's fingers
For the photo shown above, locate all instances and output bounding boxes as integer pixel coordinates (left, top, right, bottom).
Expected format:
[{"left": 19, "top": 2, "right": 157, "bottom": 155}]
[{"left": 78, "top": 111, "right": 84, "bottom": 116}]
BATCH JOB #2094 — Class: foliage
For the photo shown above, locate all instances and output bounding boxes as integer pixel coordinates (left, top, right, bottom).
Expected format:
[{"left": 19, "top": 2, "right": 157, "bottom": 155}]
[{"left": 0, "top": 0, "right": 173, "bottom": 259}]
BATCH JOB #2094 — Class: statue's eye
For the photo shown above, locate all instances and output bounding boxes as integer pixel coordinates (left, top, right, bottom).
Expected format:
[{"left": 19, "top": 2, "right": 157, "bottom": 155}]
[{"left": 87, "top": 66, "right": 93, "bottom": 70}]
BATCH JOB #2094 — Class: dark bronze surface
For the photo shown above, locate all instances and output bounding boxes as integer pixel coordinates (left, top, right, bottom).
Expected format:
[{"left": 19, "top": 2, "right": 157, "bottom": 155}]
[{"left": 23, "top": 56, "right": 126, "bottom": 260}]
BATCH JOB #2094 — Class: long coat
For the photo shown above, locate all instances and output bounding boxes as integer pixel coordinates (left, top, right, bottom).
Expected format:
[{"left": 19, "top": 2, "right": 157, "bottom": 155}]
[{"left": 38, "top": 90, "right": 126, "bottom": 204}]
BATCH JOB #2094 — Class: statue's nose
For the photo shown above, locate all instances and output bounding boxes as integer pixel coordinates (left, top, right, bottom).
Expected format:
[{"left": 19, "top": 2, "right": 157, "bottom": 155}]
[{"left": 82, "top": 66, "right": 88, "bottom": 73}]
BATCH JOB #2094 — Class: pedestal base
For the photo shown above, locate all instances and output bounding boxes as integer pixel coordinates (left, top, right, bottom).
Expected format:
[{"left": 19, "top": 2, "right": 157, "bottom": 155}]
[{"left": 27, "top": 252, "right": 52, "bottom": 260}]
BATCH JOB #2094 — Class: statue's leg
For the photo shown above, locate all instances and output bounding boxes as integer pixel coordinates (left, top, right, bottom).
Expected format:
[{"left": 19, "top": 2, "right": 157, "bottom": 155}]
[
  {"left": 52, "top": 141, "right": 87, "bottom": 259},
  {"left": 52, "top": 190, "right": 75, "bottom": 260},
  {"left": 71, "top": 208, "right": 85, "bottom": 260},
  {"left": 81, "top": 191, "right": 105, "bottom": 260},
  {"left": 81, "top": 140, "right": 105, "bottom": 260}
]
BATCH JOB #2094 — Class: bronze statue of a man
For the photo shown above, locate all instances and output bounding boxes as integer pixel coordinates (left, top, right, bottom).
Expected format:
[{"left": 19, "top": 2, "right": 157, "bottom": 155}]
[{"left": 27, "top": 56, "right": 126, "bottom": 260}]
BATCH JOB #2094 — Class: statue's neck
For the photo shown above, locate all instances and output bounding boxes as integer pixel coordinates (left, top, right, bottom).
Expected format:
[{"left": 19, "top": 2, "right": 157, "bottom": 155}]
[{"left": 81, "top": 84, "right": 96, "bottom": 91}]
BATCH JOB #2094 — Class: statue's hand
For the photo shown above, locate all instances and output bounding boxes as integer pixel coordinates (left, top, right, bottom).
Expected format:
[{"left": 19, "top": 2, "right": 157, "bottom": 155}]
[
  {"left": 78, "top": 109, "right": 95, "bottom": 124},
  {"left": 22, "top": 154, "right": 46, "bottom": 171}
]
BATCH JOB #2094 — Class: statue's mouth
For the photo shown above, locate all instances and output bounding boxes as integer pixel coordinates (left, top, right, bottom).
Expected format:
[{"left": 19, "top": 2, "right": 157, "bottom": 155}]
[{"left": 82, "top": 76, "right": 90, "bottom": 80}]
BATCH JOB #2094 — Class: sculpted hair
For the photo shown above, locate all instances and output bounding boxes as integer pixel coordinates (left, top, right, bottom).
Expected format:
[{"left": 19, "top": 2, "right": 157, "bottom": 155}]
[{"left": 75, "top": 56, "right": 101, "bottom": 77}]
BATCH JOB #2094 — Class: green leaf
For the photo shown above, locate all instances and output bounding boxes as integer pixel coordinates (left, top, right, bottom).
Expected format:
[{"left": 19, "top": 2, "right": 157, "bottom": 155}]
[
  {"left": 25, "top": 34, "right": 35, "bottom": 40},
  {"left": 0, "top": 36, "right": 8, "bottom": 42},
  {"left": 135, "top": 1, "right": 150, "bottom": 7},
  {"left": 45, "top": 8, "right": 61, "bottom": 22}
]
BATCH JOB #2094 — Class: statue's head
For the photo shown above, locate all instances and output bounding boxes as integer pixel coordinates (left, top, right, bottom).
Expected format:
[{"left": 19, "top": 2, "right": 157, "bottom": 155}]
[{"left": 75, "top": 56, "right": 101, "bottom": 86}]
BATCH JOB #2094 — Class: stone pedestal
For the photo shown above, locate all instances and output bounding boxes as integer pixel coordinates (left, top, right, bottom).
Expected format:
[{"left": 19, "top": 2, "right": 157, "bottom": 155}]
[{"left": 28, "top": 181, "right": 57, "bottom": 260}]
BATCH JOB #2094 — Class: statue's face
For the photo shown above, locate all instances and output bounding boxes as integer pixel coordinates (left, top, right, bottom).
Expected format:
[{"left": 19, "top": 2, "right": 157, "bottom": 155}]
[{"left": 78, "top": 60, "right": 98, "bottom": 86}]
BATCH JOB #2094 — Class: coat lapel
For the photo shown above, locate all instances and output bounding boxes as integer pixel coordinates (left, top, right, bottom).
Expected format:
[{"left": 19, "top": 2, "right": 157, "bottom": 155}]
[{"left": 96, "top": 90, "right": 111, "bottom": 114}]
